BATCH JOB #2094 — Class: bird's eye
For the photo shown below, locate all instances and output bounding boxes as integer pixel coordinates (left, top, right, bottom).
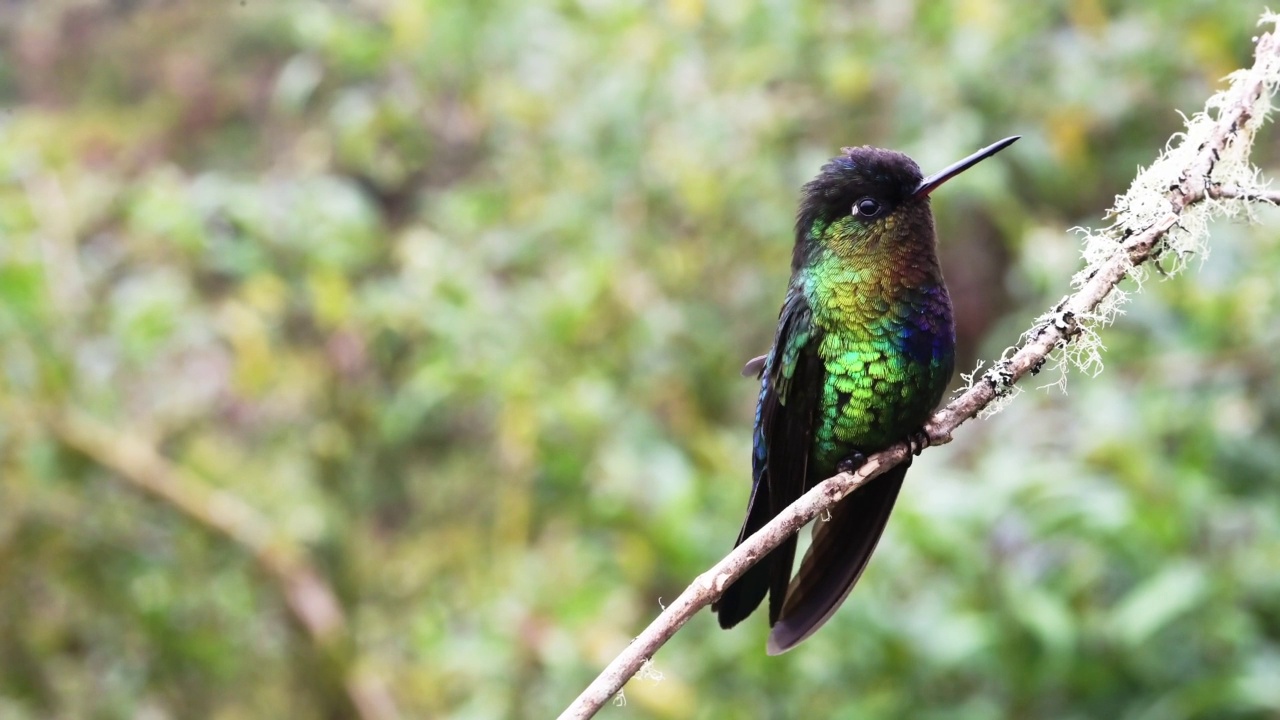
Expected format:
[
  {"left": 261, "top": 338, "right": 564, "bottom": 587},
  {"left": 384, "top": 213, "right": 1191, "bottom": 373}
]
[{"left": 853, "top": 197, "right": 882, "bottom": 218}]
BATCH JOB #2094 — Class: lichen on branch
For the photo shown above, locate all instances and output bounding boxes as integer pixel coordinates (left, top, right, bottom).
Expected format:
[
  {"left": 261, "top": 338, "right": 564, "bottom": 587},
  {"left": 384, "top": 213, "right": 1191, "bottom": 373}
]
[{"left": 1031, "top": 12, "right": 1280, "bottom": 391}]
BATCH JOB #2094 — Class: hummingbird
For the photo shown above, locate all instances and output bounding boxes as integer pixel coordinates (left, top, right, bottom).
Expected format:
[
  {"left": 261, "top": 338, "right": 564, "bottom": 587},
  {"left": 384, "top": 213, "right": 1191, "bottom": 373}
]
[{"left": 713, "top": 136, "right": 1020, "bottom": 654}]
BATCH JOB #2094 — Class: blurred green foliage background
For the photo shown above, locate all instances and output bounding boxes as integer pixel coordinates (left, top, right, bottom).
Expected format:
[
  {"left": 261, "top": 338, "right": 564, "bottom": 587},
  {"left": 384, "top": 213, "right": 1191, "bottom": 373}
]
[{"left": 2, "top": 1, "right": 1280, "bottom": 718}]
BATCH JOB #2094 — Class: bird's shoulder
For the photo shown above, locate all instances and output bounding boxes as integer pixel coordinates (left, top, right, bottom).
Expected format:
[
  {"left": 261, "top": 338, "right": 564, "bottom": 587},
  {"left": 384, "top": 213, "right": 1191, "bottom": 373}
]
[{"left": 767, "top": 288, "right": 825, "bottom": 385}]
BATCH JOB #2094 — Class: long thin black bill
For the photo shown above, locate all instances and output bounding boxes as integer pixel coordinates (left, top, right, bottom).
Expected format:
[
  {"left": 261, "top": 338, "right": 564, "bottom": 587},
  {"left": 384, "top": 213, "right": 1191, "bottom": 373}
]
[{"left": 912, "top": 135, "right": 1020, "bottom": 198}]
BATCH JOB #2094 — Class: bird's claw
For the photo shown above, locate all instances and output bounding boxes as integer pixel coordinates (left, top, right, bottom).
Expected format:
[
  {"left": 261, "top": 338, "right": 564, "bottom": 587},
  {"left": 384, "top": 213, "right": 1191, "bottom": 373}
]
[
  {"left": 741, "top": 353, "right": 768, "bottom": 378},
  {"left": 907, "top": 429, "right": 930, "bottom": 456},
  {"left": 836, "top": 451, "right": 868, "bottom": 474}
]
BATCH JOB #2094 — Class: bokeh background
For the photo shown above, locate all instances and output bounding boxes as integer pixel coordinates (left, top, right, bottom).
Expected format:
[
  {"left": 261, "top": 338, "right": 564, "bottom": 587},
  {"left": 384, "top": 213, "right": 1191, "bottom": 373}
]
[{"left": 3, "top": 1, "right": 1280, "bottom": 718}]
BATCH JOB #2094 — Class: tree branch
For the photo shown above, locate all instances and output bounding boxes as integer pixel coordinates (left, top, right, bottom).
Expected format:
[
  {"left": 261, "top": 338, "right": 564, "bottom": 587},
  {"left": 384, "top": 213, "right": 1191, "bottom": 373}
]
[
  {"left": 1210, "top": 185, "right": 1280, "bottom": 204},
  {"left": 559, "top": 16, "right": 1280, "bottom": 720},
  {"left": 44, "top": 408, "right": 401, "bottom": 720}
]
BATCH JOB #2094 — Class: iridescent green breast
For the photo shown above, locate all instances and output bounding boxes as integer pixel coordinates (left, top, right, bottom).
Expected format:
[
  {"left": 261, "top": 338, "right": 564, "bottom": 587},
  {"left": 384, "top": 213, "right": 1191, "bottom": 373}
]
[{"left": 802, "top": 254, "right": 955, "bottom": 472}]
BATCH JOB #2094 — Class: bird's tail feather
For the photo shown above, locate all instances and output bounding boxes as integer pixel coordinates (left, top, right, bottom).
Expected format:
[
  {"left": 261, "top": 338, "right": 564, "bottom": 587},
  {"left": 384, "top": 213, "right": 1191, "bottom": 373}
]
[
  {"left": 714, "top": 471, "right": 798, "bottom": 629},
  {"left": 765, "top": 462, "right": 908, "bottom": 654}
]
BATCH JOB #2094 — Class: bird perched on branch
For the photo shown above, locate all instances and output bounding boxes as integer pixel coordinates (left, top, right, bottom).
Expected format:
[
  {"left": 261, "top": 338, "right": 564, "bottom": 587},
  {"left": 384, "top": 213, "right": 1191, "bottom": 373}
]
[{"left": 713, "top": 136, "right": 1020, "bottom": 654}]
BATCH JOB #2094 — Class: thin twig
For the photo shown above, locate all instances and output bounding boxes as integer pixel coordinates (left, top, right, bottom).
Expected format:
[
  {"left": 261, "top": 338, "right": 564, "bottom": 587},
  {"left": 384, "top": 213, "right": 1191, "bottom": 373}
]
[
  {"left": 558, "top": 20, "right": 1280, "bottom": 720},
  {"left": 1210, "top": 185, "right": 1280, "bottom": 204},
  {"left": 45, "top": 408, "right": 401, "bottom": 720}
]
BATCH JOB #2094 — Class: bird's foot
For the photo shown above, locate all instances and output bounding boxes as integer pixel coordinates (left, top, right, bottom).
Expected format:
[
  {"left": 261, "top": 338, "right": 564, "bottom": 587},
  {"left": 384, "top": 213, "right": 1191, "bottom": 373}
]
[
  {"left": 741, "top": 353, "right": 768, "bottom": 378},
  {"left": 907, "top": 429, "right": 930, "bottom": 456},
  {"left": 836, "top": 451, "right": 868, "bottom": 474}
]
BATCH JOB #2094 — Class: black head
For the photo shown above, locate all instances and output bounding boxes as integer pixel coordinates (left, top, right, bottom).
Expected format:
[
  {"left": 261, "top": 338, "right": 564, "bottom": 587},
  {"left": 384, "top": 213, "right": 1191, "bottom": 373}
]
[
  {"left": 792, "top": 136, "right": 1020, "bottom": 269},
  {"left": 796, "top": 147, "right": 922, "bottom": 241}
]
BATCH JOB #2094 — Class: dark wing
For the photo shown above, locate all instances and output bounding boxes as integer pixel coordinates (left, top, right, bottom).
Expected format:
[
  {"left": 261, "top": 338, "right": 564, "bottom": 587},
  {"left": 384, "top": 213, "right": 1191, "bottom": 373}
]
[
  {"left": 714, "top": 287, "right": 824, "bottom": 629},
  {"left": 766, "top": 461, "right": 909, "bottom": 654}
]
